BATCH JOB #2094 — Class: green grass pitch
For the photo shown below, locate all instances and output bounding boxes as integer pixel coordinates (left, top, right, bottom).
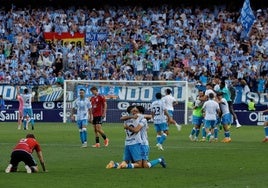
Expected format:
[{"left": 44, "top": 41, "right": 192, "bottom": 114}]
[{"left": 0, "top": 122, "right": 268, "bottom": 188}]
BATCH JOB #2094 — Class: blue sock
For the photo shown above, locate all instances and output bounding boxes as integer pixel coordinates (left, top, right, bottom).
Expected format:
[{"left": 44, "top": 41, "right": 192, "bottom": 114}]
[
  {"left": 214, "top": 128, "right": 218, "bottom": 139},
  {"left": 127, "top": 163, "right": 134, "bottom": 169},
  {"left": 83, "top": 131, "right": 87, "bottom": 143},
  {"left": 202, "top": 127, "right": 206, "bottom": 138},
  {"left": 196, "top": 128, "right": 200, "bottom": 137},
  {"left": 190, "top": 128, "right": 196, "bottom": 135},
  {"left": 265, "top": 127, "right": 268, "bottom": 136},
  {"left": 156, "top": 136, "right": 161, "bottom": 144},
  {"left": 82, "top": 128, "right": 87, "bottom": 143},
  {"left": 148, "top": 159, "right": 160, "bottom": 167},
  {"left": 225, "top": 131, "right": 230, "bottom": 138},
  {"left": 159, "top": 133, "right": 167, "bottom": 144},
  {"left": 79, "top": 130, "right": 83, "bottom": 143},
  {"left": 114, "top": 163, "right": 119, "bottom": 168},
  {"left": 31, "top": 118, "right": 34, "bottom": 126}
]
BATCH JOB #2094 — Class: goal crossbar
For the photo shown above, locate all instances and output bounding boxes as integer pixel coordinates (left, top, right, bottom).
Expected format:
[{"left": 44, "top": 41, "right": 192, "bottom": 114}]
[{"left": 63, "top": 80, "right": 189, "bottom": 124}]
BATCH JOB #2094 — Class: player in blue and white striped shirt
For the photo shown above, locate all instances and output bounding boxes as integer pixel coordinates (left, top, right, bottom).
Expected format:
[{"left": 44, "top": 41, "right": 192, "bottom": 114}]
[
  {"left": 136, "top": 106, "right": 166, "bottom": 168},
  {"left": 106, "top": 105, "right": 166, "bottom": 169},
  {"left": 151, "top": 92, "right": 170, "bottom": 150},
  {"left": 71, "top": 88, "right": 92, "bottom": 148},
  {"left": 20, "top": 87, "right": 34, "bottom": 130},
  {"left": 216, "top": 92, "right": 232, "bottom": 143}
]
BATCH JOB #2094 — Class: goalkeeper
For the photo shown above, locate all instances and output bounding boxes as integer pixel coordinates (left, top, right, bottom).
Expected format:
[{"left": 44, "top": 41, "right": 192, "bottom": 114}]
[{"left": 5, "top": 133, "right": 47, "bottom": 173}]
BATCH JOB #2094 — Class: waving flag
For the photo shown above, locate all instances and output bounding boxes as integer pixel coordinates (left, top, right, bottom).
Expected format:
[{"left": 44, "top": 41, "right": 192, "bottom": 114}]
[{"left": 239, "top": 0, "right": 256, "bottom": 38}]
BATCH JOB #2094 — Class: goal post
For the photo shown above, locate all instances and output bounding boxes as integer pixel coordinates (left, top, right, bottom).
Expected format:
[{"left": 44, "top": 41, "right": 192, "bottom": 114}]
[{"left": 63, "top": 80, "right": 192, "bottom": 124}]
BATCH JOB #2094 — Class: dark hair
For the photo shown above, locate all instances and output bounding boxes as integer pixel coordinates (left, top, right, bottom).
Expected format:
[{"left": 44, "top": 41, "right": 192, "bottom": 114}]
[
  {"left": 156, "top": 92, "right": 162, "bottom": 99},
  {"left": 220, "top": 81, "right": 226, "bottom": 89},
  {"left": 206, "top": 83, "right": 213, "bottom": 87},
  {"left": 208, "top": 93, "right": 214, "bottom": 99},
  {"left": 24, "top": 88, "right": 28, "bottom": 94},
  {"left": 126, "top": 105, "right": 135, "bottom": 114},
  {"left": 80, "top": 88, "right": 85, "bottom": 92},
  {"left": 136, "top": 106, "right": 145, "bottom": 114},
  {"left": 166, "top": 89, "right": 172, "bottom": 94},
  {"left": 26, "top": 134, "right": 35, "bottom": 139},
  {"left": 90, "top": 86, "right": 98, "bottom": 91}
]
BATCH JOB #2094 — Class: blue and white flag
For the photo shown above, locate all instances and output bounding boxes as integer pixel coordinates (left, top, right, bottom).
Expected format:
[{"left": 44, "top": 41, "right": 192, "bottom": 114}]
[
  {"left": 239, "top": 0, "right": 256, "bottom": 38},
  {"left": 85, "top": 32, "right": 108, "bottom": 43}
]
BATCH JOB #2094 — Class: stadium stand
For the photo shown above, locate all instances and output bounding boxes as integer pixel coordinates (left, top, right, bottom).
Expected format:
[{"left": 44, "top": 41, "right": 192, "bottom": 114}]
[{"left": 0, "top": 0, "right": 267, "bottom": 93}]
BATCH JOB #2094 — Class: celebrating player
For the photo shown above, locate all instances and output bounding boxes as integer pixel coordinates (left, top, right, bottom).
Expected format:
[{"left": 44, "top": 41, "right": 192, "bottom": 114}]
[
  {"left": 162, "top": 89, "right": 181, "bottom": 131},
  {"left": 201, "top": 93, "right": 221, "bottom": 142},
  {"left": 151, "top": 92, "right": 171, "bottom": 150},
  {"left": 106, "top": 105, "right": 166, "bottom": 169},
  {"left": 216, "top": 92, "right": 232, "bottom": 143},
  {"left": 19, "top": 87, "right": 35, "bottom": 130},
  {"left": 189, "top": 90, "right": 205, "bottom": 141}
]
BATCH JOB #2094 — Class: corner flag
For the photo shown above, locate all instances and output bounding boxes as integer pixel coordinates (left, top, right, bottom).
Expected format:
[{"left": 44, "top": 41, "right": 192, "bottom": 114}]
[{"left": 239, "top": 0, "right": 256, "bottom": 39}]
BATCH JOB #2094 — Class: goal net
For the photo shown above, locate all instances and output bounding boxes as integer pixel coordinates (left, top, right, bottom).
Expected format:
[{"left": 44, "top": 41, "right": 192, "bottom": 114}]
[{"left": 63, "top": 80, "right": 193, "bottom": 124}]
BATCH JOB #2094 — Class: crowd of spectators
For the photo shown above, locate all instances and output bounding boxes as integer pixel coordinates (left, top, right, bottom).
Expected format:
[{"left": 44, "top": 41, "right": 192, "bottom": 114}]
[{"left": 0, "top": 4, "right": 267, "bottom": 93}]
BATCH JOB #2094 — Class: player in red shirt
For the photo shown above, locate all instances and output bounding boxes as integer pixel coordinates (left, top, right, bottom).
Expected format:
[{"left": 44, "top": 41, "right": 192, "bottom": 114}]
[
  {"left": 5, "top": 134, "right": 46, "bottom": 173},
  {"left": 90, "top": 86, "right": 109, "bottom": 148}
]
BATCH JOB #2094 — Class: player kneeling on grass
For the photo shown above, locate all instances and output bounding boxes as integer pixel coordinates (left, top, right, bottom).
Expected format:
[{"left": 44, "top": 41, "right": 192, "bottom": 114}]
[
  {"left": 5, "top": 133, "right": 46, "bottom": 173},
  {"left": 106, "top": 105, "right": 166, "bottom": 169}
]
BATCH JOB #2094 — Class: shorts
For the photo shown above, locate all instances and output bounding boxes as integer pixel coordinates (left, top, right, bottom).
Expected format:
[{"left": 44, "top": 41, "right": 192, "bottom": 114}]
[
  {"left": 221, "top": 113, "right": 232, "bottom": 125},
  {"left": 154, "top": 122, "right": 168, "bottom": 132},
  {"left": 204, "top": 119, "right": 217, "bottom": 129},
  {"left": 141, "top": 145, "right": 149, "bottom": 161},
  {"left": 192, "top": 115, "right": 203, "bottom": 126},
  {"left": 77, "top": 119, "right": 88, "bottom": 129},
  {"left": 23, "top": 108, "right": 33, "bottom": 118},
  {"left": 123, "top": 143, "right": 142, "bottom": 162},
  {"left": 167, "top": 110, "right": 174, "bottom": 117},
  {"left": 92, "top": 116, "right": 103, "bottom": 125},
  {"left": 10, "top": 150, "right": 37, "bottom": 169}
]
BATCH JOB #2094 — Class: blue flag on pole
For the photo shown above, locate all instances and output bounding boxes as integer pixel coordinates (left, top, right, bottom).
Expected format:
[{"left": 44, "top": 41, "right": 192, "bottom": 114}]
[{"left": 239, "top": 0, "right": 256, "bottom": 39}]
